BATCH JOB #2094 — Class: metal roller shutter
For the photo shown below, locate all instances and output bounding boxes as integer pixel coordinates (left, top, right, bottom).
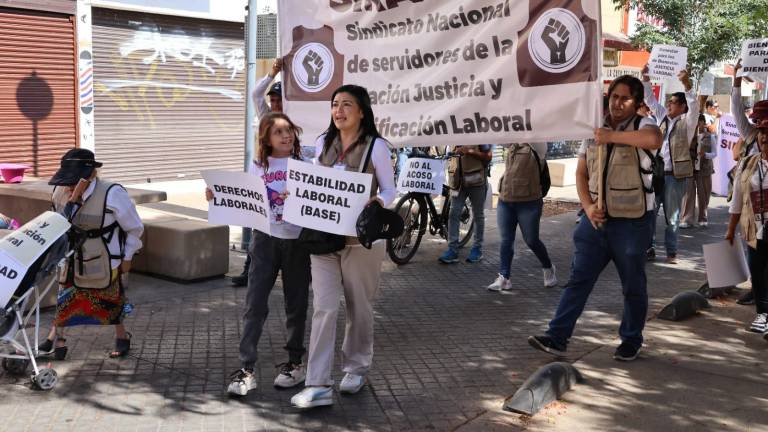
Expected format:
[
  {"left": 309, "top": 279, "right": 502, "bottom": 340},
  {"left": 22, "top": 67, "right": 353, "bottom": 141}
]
[
  {"left": 92, "top": 8, "right": 245, "bottom": 184},
  {"left": 0, "top": 7, "right": 76, "bottom": 177}
]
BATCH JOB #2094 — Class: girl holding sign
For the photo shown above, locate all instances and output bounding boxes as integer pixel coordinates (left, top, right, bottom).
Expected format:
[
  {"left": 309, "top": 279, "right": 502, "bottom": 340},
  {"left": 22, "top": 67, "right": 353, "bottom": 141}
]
[
  {"left": 726, "top": 119, "right": 768, "bottom": 338},
  {"left": 207, "top": 112, "right": 311, "bottom": 396},
  {"left": 291, "top": 85, "right": 396, "bottom": 409}
]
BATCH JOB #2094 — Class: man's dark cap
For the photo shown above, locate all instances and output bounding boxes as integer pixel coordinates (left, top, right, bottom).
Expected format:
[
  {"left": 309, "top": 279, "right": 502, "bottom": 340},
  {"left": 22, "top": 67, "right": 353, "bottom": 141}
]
[{"left": 268, "top": 81, "right": 282, "bottom": 96}]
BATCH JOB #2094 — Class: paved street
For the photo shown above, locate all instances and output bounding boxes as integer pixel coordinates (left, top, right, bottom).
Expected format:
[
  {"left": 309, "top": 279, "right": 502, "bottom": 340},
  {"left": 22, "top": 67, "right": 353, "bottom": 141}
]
[{"left": 1, "top": 197, "right": 766, "bottom": 431}]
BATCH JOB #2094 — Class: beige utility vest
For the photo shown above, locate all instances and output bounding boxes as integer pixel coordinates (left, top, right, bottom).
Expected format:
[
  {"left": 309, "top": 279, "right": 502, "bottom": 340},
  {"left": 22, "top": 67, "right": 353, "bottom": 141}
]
[
  {"left": 498, "top": 144, "right": 542, "bottom": 203},
  {"left": 737, "top": 154, "right": 765, "bottom": 249},
  {"left": 52, "top": 180, "right": 123, "bottom": 289},
  {"left": 740, "top": 130, "right": 760, "bottom": 160},
  {"left": 318, "top": 134, "right": 377, "bottom": 244},
  {"left": 660, "top": 116, "right": 693, "bottom": 178},
  {"left": 586, "top": 116, "right": 649, "bottom": 219}
]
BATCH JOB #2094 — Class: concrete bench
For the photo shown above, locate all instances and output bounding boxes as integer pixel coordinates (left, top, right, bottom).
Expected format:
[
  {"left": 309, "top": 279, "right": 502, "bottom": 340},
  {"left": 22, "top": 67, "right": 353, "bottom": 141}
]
[{"left": 132, "top": 208, "right": 229, "bottom": 282}]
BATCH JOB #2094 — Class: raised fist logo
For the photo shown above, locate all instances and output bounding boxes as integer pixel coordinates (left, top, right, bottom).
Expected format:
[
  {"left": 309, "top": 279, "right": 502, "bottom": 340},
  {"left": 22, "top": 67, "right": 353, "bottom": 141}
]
[
  {"left": 541, "top": 18, "right": 570, "bottom": 65},
  {"left": 302, "top": 50, "right": 324, "bottom": 87}
]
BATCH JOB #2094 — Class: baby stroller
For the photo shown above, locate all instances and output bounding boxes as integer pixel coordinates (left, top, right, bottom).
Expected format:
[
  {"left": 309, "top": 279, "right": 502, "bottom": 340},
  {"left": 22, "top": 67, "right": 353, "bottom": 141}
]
[{"left": 0, "top": 229, "right": 69, "bottom": 390}]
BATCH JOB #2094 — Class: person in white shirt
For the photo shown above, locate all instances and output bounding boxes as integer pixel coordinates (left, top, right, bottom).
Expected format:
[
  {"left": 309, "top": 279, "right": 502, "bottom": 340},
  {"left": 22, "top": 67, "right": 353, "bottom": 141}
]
[
  {"left": 681, "top": 114, "right": 717, "bottom": 227},
  {"left": 39, "top": 149, "right": 143, "bottom": 360},
  {"left": 291, "top": 84, "right": 396, "bottom": 409},
  {"left": 207, "top": 113, "right": 312, "bottom": 396},
  {"left": 642, "top": 66, "right": 700, "bottom": 264},
  {"left": 726, "top": 119, "right": 768, "bottom": 338}
]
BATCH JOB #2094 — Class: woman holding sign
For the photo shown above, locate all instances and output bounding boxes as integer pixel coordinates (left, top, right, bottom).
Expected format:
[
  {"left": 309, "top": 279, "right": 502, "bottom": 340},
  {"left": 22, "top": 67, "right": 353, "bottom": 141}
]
[
  {"left": 726, "top": 119, "right": 768, "bottom": 337},
  {"left": 206, "top": 113, "right": 311, "bottom": 395},
  {"left": 291, "top": 85, "right": 396, "bottom": 409}
]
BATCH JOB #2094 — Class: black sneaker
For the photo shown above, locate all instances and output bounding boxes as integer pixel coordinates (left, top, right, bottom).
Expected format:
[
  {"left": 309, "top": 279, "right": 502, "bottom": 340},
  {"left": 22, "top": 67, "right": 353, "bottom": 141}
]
[
  {"left": 737, "top": 291, "right": 755, "bottom": 305},
  {"left": 231, "top": 273, "right": 248, "bottom": 287},
  {"left": 646, "top": 248, "right": 656, "bottom": 262},
  {"left": 613, "top": 342, "right": 641, "bottom": 361},
  {"left": 527, "top": 335, "right": 567, "bottom": 357}
]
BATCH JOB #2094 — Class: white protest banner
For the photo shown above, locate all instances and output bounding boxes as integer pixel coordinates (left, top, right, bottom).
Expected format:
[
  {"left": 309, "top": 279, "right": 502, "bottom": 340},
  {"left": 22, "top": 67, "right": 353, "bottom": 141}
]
[
  {"left": 202, "top": 170, "right": 271, "bottom": 235},
  {"left": 278, "top": 0, "right": 602, "bottom": 147},
  {"left": 712, "top": 113, "right": 739, "bottom": 196},
  {"left": 703, "top": 240, "right": 750, "bottom": 288},
  {"left": 0, "top": 211, "right": 70, "bottom": 307},
  {"left": 398, "top": 157, "right": 445, "bottom": 194},
  {"left": 738, "top": 38, "right": 768, "bottom": 82},
  {"left": 648, "top": 45, "right": 687, "bottom": 80},
  {"left": 284, "top": 159, "right": 372, "bottom": 236}
]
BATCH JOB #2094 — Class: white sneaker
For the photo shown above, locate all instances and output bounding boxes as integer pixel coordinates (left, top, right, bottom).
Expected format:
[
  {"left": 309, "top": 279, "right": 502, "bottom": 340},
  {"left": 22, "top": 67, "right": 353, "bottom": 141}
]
[
  {"left": 543, "top": 264, "right": 557, "bottom": 288},
  {"left": 227, "top": 368, "right": 257, "bottom": 396},
  {"left": 339, "top": 373, "right": 365, "bottom": 394},
  {"left": 699, "top": 221, "right": 708, "bottom": 227},
  {"left": 487, "top": 274, "right": 511, "bottom": 292},
  {"left": 291, "top": 386, "right": 334, "bottom": 408},
  {"left": 749, "top": 313, "right": 768, "bottom": 333},
  {"left": 679, "top": 222, "right": 691, "bottom": 229},
  {"left": 274, "top": 362, "right": 306, "bottom": 388}
]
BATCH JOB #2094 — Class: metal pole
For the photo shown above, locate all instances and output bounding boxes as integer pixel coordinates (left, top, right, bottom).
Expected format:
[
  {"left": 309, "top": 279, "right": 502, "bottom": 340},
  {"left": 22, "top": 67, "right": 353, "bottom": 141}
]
[{"left": 242, "top": 0, "right": 258, "bottom": 250}]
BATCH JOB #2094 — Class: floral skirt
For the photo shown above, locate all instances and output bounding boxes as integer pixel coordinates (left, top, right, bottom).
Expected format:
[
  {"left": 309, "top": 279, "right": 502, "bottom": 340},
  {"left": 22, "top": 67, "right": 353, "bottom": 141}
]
[{"left": 54, "top": 269, "right": 126, "bottom": 327}]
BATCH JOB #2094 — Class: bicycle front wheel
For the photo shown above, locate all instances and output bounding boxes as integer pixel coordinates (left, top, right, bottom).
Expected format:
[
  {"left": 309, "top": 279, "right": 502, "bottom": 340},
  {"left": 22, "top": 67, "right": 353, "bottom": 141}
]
[{"left": 387, "top": 193, "right": 427, "bottom": 265}]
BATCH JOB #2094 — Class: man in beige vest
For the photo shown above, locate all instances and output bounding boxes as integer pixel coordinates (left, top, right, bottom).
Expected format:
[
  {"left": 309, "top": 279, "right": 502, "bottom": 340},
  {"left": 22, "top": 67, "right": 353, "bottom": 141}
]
[
  {"left": 642, "top": 66, "right": 700, "bottom": 264},
  {"left": 528, "top": 75, "right": 662, "bottom": 362}
]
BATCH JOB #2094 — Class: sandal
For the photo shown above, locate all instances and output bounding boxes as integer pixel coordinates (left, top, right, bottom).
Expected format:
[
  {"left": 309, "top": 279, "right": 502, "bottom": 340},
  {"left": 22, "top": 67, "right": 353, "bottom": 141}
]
[
  {"left": 109, "top": 332, "right": 132, "bottom": 358},
  {"left": 37, "top": 338, "right": 68, "bottom": 361}
]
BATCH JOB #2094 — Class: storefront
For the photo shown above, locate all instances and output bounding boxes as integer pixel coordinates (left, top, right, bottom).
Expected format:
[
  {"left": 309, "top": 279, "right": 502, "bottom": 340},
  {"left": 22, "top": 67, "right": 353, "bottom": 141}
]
[
  {"left": 91, "top": 8, "right": 245, "bottom": 183},
  {"left": 0, "top": 2, "right": 77, "bottom": 178}
]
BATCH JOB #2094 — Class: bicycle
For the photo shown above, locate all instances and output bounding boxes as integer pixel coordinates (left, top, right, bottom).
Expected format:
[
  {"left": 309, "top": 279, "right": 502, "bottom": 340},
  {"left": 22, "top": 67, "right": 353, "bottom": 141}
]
[{"left": 387, "top": 154, "right": 475, "bottom": 265}]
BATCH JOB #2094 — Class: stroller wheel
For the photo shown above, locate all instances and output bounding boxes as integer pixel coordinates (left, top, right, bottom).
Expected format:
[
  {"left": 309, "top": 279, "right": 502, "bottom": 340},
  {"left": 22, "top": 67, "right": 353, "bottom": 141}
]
[
  {"left": 2, "top": 357, "right": 30, "bottom": 375},
  {"left": 32, "top": 368, "right": 57, "bottom": 391}
]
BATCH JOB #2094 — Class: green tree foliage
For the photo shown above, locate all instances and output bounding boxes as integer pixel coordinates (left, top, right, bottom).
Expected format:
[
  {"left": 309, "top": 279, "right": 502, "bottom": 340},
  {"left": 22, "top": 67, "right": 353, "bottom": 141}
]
[{"left": 612, "top": 0, "right": 768, "bottom": 79}]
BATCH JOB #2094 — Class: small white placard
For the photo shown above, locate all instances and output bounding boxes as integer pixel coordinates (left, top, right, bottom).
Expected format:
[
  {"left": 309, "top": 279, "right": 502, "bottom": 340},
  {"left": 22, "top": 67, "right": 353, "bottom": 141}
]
[
  {"left": 699, "top": 71, "right": 715, "bottom": 96},
  {"left": 284, "top": 159, "right": 373, "bottom": 236},
  {"left": 397, "top": 158, "right": 445, "bottom": 195},
  {"left": 202, "top": 170, "right": 271, "bottom": 235},
  {"left": 703, "top": 240, "right": 750, "bottom": 289},
  {"left": 739, "top": 38, "right": 768, "bottom": 82},
  {"left": 0, "top": 211, "right": 70, "bottom": 307},
  {"left": 648, "top": 45, "right": 688, "bottom": 80}
]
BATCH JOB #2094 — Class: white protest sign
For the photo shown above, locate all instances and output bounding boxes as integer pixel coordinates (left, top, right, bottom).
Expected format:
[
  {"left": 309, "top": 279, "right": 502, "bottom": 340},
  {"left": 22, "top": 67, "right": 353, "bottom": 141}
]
[
  {"left": 0, "top": 211, "right": 70, "bottom": 307},
  {"left": 284, "top": 159, "right": 372, "bottom": 236},
  {"left": 699, "top": 71, "right": 715, "bottom": 96},
  {"left": 711, "top": 113, "right": 739, "bottom": 196},
  {"left": 278, "top": 0, "right": 602, "bottom": 147},
  {"left": 202, "top": 170, "right": 271, "bottom": 235},
  {"left": 703, "top": 240, "right": 750, "bottom": 288},
  {"left": 398, "top": 157, "right": 445, "bottom": 194},
  {"left": 738, "top": 38, "right": 768, "bottom": 82},
  {"left": 648, "top": 45, "right": 687, "bottom": 80}
]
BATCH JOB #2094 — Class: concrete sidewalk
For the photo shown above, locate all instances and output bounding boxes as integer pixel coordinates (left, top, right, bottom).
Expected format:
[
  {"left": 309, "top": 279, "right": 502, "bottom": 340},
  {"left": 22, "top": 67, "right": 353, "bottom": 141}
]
[{"left": 1, "top": 193, "right": 766, "bottom": 431}]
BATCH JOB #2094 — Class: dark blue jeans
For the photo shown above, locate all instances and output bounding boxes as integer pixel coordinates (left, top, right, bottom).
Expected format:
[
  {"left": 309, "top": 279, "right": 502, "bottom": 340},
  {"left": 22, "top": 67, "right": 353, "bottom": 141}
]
[
  {"left": 497, "top": 199, "right": 552, "bottom": 279},
  {"left": 546, "top": 211, "right": 654, "bottom": 349}
]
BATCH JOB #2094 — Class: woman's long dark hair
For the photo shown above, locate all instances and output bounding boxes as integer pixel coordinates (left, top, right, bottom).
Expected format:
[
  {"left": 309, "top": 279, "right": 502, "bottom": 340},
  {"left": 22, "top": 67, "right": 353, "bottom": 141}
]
[
  {"left": 256, "top": 112, "right": 302, "bottom": 172},
  {"left": 322, "top": 84, "right": 382, "bottom": 151}
]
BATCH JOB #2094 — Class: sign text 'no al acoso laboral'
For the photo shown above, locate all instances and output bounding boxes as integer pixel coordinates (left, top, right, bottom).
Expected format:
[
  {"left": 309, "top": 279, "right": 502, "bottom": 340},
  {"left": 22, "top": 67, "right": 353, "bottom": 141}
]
[
  {"left": 284, "top": 159, "right": 372, "bottom": 236},
  {"left": 278, "top": 0, "right": 602, "bottom": 147},
  {"left": 398, "top": 157, "right": 446, "bottom": 194},
  {"left": 0, "top": 212, "right": 70, "bottom": 308}
]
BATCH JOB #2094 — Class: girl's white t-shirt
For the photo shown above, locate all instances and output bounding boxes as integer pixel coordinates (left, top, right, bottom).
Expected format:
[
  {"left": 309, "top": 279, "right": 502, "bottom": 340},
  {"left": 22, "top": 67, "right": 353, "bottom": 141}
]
[{"left": 248, "top": 156, "right": 302, "bottom": 240}]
